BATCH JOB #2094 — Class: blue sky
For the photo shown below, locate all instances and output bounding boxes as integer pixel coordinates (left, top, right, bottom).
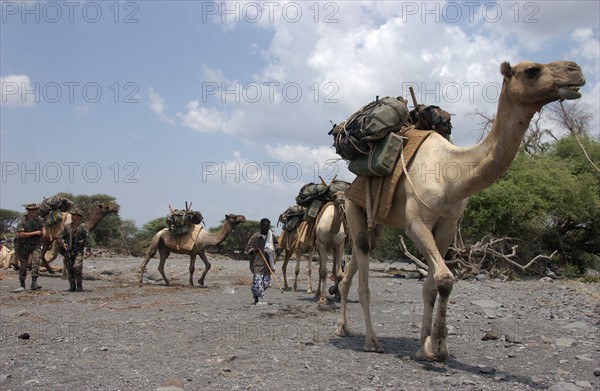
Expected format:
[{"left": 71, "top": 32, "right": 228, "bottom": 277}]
[{"left": 1, "top": 1, "right": 599, "bottom": 229}]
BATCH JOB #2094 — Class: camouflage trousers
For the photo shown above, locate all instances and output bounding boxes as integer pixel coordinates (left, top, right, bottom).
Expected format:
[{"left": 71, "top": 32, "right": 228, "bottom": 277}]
[
  {"left": 17, "top": 245, "right": 41, "bottom": 280},
  {"left": 64, "top": 252, "right": 84, "bottom": 284}
]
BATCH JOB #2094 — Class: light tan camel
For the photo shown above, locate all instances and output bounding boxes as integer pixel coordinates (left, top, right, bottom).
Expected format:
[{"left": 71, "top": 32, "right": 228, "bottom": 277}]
[
  {"left": 139, "top": 214, "right": 246, "bottom": 287},
  {"left": 315, "top": 191, "right": 346, "bottom": 304},
  {"left": 40, "top": 203, "right": 119, "bottom": 271},
  {"left": 278, "top": 222, "right": 317, "bottom": 292},
  {"left": 336, "top": 61, "right": 585, "bottom": 362}
]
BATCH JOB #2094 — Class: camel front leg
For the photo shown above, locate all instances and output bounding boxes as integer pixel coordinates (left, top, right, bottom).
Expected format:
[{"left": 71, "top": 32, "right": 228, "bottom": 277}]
[
  {"left": 316, "top": 245, "right": 329, "bottom": 305},
  {"left": 305, "top": 247, "right": 315, "bottom": 294},
  {"left": 406, "top": 219, "right": 454, "bottom": 362},
  {"left": 281, "top": 251, "right": 290, "bottom": 290},
  {"left": 197, "top": 251, "right": 211, "bottom": 286},
  {"left": 40, "top": 241, "right": 56, "bottom": 274},
  {"left": 355, "top": 231, "right": 383, "bottom": 353},
  {"left": 335, "top": 252, "right": 357, "bottom": 336}
]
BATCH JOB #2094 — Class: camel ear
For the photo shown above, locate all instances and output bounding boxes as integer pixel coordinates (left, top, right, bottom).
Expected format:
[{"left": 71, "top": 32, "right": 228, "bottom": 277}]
[{"left": 500, "top": 62, "right": 513, "bottom": 78}]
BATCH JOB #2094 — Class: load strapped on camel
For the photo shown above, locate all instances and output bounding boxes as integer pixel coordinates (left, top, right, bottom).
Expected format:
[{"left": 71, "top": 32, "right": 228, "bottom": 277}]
[
  {"left": 37, "top": 195, "right": 74, "bottom": 226},
  {"left": 278, "top": 205, "right": 306, "bottom": 232},
  {"left": 166, "top": 203, "right": 203, "bottom": 237},
  {"left": 295, "top": 179, "right": 351, "bottom": 223},
  {"left": 328, "top": 92, "right": 452, "bottom": 177}
]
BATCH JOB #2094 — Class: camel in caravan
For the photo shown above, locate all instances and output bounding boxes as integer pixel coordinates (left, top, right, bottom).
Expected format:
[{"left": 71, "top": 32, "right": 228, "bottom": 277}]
[
  {"left": 11, "top": 203, "right": 119, "bottom": 272},
  {"left": 139, "top": 214, "right": 246, "bottom": 287},
  {"left": 314, "top": 191, "right": 347, "bottom": 304},
  {"left": 277, "top": 222, "right": 317, "bottom": 292},
  {"left": 335, "top": 61, "right": 586, "bottom": 362}
]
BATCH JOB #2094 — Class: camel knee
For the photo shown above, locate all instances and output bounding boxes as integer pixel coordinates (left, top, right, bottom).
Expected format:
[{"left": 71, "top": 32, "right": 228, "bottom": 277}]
[
  {"left": 437, "top": 278, "right": 453, "bottom": 298},
  {"left": 355, "top": 232, "right": 370, "bottom": 254}
]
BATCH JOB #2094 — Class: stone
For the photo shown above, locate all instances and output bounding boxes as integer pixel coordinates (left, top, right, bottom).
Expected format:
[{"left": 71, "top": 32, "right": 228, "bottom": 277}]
[
  {"left": 471, "top": 299, "right": 500, "bottom": 309},
  {"left": 555, "top": 337, "right": 576, "bottom": 347},
  {"left": 547, "top": 382, "right": 582, "bottom": 391}
]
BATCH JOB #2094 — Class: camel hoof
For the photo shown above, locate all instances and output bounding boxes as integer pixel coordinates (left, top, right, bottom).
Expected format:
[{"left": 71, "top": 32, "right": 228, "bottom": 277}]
[
  {"left": 306, "top": 289, "right": 313, "bottom": 294},
  {"left": 416, "top": 336, "right": 447, "bottom": 362},
  {"left": 317, "top": 297, "right": 327, "bottom": 305},
  {"left": 334, "top": 324, "right": 349, "bottom": 337},
  {"left": 364, "top": 340, "right": 384, "bottom": 353},
  {"left": 197, "top": 280, "right": 205, "bottom": 286}
]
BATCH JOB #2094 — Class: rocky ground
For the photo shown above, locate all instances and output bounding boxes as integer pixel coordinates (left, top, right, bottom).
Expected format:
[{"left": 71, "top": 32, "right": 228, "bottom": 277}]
[{"left": 0, "top": 254, "right": 599, "bottom": 391}]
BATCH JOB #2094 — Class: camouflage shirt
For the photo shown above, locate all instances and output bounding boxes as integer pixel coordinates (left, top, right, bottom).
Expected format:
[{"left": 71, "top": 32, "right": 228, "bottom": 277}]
[
  {"left": 16, "top": 215, "right": 45, "bottom": 246},
  {"left": 58, "top": 223, "right": 91, "bottom": 255}
]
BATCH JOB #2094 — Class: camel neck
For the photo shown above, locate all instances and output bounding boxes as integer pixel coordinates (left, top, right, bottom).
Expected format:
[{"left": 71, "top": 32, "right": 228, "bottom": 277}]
[{"left": 454, "top": 86, "right": 537, "bottom": 198}]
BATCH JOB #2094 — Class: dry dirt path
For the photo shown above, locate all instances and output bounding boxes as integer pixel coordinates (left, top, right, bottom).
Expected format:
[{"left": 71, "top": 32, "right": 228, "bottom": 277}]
[{"left": 1, "top": 255, "right": 599, "bottom": 390}]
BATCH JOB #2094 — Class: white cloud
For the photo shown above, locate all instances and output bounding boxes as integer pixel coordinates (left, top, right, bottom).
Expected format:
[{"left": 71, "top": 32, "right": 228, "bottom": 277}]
[
  {"left": 0, "top": 74, "right": 35, "bottom": 108},
  {"left": 147, "top": 87, "right": 175, "bottom": 124},
  {"left": 177, "top": 101, "right": 246, "bottom": 134},
  {"left": 179, "top": 2, "right": 598, "bottom": 147}
]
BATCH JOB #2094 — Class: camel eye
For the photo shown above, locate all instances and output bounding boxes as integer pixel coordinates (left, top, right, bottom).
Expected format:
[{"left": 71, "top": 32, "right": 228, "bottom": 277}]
[{"left": 525, "top": 67, "right": 540, "bottom": 78}]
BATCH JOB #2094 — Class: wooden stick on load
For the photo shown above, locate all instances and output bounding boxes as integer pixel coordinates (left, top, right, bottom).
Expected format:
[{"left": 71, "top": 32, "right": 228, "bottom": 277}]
[{"left": 409, "top": 86, "right": 418, "bottom": 108}]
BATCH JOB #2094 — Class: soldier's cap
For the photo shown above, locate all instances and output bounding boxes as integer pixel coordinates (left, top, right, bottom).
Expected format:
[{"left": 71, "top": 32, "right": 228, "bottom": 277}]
[
  {"left": 25, "top": 203, "right": 39, "bottom": 210},
  {"left": 71, "top": 208, "right": 84, "bottom": 216}
]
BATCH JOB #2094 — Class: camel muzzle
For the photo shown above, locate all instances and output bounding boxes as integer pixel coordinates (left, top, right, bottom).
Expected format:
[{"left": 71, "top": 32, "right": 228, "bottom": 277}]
[{"left": 558, "top": 85, "right": 583, "bottom": 100}]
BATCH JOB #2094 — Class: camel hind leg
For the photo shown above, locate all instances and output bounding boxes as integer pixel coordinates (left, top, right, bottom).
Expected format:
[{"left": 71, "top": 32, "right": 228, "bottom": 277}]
[
  {"left": 338, "top": 200, "right": 384, "bottom": 352},
  {"left": 139, "top": 237, "right": 160, "bottom": 285},
  {"left": 196, "top": 250, "right": 211, "bottom": 286},
  {"left": 157, "top": 246, "right": 171, "bottom": 286}
]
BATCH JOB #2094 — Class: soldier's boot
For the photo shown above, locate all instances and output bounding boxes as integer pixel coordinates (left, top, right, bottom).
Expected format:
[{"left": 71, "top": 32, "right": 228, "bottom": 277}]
[
  {"left": 13, "top": 279, "right": 26, "bottom": 293},
  {"left": 76, "top": 282, "right": 83, "bottom": 292},
  {"left": 67, "top": 279, "right": 76, "bottom": 292},
  {"left": 30, "top": 277, "right": 42, "bottom": 291}
]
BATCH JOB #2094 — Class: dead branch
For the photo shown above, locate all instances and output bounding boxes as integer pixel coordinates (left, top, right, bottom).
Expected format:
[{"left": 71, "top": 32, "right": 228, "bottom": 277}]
[{"left": 398, "top": 235, "right": 428, "bottom": 270}]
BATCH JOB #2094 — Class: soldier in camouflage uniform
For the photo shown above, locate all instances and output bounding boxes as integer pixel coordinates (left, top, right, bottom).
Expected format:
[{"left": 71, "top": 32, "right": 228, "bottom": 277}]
[
  {"left": 57, "top": 208, "right": 91, "bottom": 292},
  {"left": 13, "top": 203, "right": 46, "bottom": 292}
]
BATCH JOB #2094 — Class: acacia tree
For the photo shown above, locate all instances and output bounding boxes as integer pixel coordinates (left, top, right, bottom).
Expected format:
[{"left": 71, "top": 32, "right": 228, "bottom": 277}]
[
  {"left": 0, "top": 208, "right": 22, "bottom": 235},
  {"left": 461, "top": 101, "right": 600, "bottom": 275}
]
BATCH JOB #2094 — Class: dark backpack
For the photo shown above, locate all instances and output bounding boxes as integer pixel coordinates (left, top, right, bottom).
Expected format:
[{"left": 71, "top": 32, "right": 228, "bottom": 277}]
[
  {"left": 329, "top": 96, "right": 410, "bottom": 160},
  {"left": 326, "top": 180, "right": 350, "bottom": 199},
  {"left": 38, "top": 195, "right": 73, "bottom": 218},
  {"left": 411, "top": 104, "right": 453, "bottom": 140},
  {"left": 278, "top": 205, "right": 306, "bottom": 232},
  {"left": 295, "top": 182, "right": 329, "bottom": 207},
  {"left": 166, "top": 210, "right": 203, "bottom": 236}
]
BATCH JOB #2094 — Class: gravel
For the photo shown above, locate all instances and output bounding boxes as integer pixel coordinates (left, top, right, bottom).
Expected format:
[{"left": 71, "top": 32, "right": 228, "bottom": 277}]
[{"left": 1, "top": 255, "right": 599, "bottom": 391}]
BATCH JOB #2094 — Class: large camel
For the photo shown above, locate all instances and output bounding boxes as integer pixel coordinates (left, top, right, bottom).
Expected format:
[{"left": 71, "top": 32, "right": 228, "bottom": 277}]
[
  {"left": 315, "top": 191, "right": 346, "bottom": 304},
  {"left": 139, "top": 213, "right": 246, "bottom": 287},
  {"left": 278, "top": 222, "right": 317, "bottom": 292},
  {"left": 38, "top": 203, "right": 119, "bottom": 272},
  {"left": 336, "top": 61, "right": 585, "bottom": 362}
]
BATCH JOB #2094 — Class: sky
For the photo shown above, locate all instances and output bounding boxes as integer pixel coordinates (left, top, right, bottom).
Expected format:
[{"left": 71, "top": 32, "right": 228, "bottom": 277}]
[{"left": 1, "top": 0, "right": 599, "bottom": 230}]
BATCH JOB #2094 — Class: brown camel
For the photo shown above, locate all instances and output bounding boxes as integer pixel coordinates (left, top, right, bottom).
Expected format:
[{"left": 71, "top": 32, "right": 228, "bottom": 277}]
[
  {"left": 277, "top": 222, "right": 317, "bottom": 292},
  {"left": 336, "top": 61, "right": 585, "bottom": 362},
  {"left": 315, "top": 191, "right": 347, "bottom": 304},
  {"left": 40, "top": 203, "right": 119, "bottom": 271},
  {"left": 139, "top": 214, "right": 246, "bottom": 287}
]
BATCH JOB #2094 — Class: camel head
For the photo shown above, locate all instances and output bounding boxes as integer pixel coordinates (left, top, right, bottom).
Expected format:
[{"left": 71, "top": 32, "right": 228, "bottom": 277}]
[
  {"left": 224, "top": 213, "right": 246, "bottom": 227},
  {"left": 500, "top": 61, "right": 585, "bottom": 111},
  {"left": 96, "top": 203, "right": 120, "bottom": 216},
  {"left": 332, "top": 191, "right": 346, "bottom": 215}
]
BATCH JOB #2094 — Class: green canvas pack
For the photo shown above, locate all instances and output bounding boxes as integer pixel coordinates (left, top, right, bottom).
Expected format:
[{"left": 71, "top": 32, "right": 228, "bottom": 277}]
[
  {"left": 278, "top": 205, "right": 305, "bottom": 232},
  {"left": 347, "top": 131, "right": 404, "bottom": 176},
  {"left": 166, "top": 209, "right": 203, "bottom": 237},
  {"left": 329, "top": 96, "right": 409, "bottom": 160},
  {"left": 303, "top": 199, "right": 322, "bottom": 223}
]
